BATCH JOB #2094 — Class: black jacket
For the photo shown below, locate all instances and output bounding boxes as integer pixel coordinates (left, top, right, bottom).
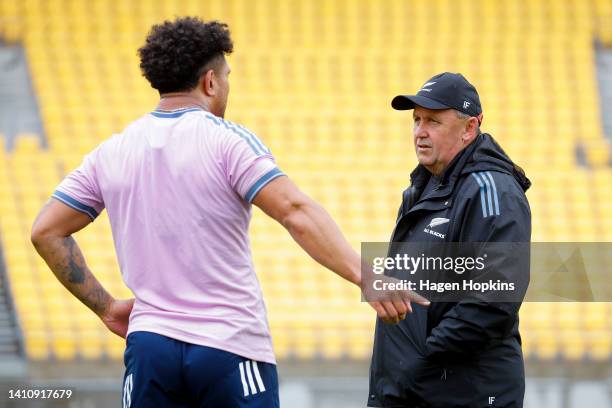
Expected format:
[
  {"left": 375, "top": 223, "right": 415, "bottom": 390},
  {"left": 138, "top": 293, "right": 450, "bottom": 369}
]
[{"left": 368, "top": 134, "right": 532, "bottom": 408}]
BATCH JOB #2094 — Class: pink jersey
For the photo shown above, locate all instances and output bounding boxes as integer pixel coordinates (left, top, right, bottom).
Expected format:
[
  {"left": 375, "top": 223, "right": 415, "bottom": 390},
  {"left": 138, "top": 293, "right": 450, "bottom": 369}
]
[{"left": 53, "top": 107, "right": 284, "bottom": 364}]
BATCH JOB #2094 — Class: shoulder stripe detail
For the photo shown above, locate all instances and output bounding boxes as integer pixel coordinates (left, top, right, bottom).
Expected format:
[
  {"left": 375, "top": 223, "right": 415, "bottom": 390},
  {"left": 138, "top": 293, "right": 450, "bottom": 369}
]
[
  {"left": 484, "top": 171, "right": 500, "bottom": 215},
  {"left": 235, "top": 123, "right": 270, "bottom": 154},
  {"left": 245, "top": 167, "right": 285, "bottom": 203},
  {"left": 471, "top": 173, "right": 488, "bottom": 218},
  {"left": 479, "top": 172, "right": 494, "bottom": 216},
  {"left": 52, "top": 190, "right": 99, "bottom": 220},
  {"left": 221, "top": 121, "right": 264, "bottom": 155},
  {"left": 203, "top": 115, "right": 264, "bottom": 155},
  {"left": 203, "top": 112, "right": 222, "bottom": 125},
  {"left": 223, "top": 120, "right": 266, "bottom": 155},
  {"left": 201, "top": 112, "right": 270, "bottom": 155}
]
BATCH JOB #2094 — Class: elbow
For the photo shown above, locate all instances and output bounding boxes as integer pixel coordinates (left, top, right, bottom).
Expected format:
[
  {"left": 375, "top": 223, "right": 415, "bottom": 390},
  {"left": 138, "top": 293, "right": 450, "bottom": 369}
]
[
  {"left": 30, "top": 224, "right": 44, "bottom": 249},
  {"left": 30, "top": 221, "right": 53, "bottom": 249}
]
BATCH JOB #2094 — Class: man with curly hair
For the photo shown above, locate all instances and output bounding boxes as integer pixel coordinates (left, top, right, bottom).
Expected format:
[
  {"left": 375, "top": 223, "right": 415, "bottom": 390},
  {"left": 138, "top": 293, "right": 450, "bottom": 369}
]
[{"left": 31, "top": 17, "right": 426, "bottom": 407}]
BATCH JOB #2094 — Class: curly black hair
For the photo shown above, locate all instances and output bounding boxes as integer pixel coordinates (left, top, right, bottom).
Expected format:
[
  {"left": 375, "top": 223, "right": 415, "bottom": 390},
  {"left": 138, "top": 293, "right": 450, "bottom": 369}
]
[{"left": 138, "top": 17, "right": 233, "bottom": 94}]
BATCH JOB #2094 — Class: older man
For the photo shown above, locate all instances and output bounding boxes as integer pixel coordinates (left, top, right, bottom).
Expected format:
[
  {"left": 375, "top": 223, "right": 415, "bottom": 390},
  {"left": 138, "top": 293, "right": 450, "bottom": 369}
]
[{"left": 367, "top": 73, "right": 531, "bottom": 407}]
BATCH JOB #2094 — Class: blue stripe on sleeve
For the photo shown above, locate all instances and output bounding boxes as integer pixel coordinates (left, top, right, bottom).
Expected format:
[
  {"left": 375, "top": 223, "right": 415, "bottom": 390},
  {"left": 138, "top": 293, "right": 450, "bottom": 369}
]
[
  {"left": 484, "top": 171, "right": 500, "bottom": 215},
  {"left": 478, "top": 172, "right": 495, "bottom": 217},
  {"left": 245, "top": 168, "right": 285, "bottom": 203},
  {"left": 52, "top": 190, "right": 99, "bottom": 220},
  {"left": 471, "top": 173, "right": 488, "bottom": 218}
]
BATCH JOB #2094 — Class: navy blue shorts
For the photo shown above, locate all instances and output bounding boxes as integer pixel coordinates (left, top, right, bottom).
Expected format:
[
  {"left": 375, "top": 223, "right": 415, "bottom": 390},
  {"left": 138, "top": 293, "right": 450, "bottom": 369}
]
[{"left": 121, "top": 331, "right": 279, "bottom": 407}]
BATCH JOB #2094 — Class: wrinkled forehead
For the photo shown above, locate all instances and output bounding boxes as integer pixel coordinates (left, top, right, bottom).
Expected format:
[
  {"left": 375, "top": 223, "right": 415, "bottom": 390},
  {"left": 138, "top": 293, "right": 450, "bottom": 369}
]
[{"left": 412, "top": 106, "right": 454, "bottom": 118}]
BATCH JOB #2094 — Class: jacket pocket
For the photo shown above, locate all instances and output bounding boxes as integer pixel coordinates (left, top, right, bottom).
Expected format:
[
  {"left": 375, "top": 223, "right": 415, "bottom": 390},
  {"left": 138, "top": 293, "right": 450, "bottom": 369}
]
[{"left": 418, "top": 360, "right": 481, "bottom": 407}]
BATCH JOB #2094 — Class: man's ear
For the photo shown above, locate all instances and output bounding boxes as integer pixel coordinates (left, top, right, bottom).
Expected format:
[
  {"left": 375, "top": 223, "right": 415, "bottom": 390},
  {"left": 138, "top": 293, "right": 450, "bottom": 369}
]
[
  {"left": 202, "top": 69, "right": 216, "bottom": 97},
  {"left": 462, "top": 117, "right": 479, "bottom": 144}
]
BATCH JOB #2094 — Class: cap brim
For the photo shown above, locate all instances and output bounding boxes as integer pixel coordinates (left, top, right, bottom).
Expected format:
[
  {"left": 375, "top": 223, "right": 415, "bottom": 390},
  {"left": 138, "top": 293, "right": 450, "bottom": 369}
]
[{"left": 391, "top": 95, "right": 451, "bottom": 111}]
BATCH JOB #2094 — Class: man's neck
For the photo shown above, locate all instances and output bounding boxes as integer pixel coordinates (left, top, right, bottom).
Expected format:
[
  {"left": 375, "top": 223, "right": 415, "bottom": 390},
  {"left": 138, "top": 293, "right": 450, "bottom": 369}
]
[
  {"left": 425, "top": 164, "right": 445, "bottom": 178},
  {"left": 157, "top": 92, "right": 210, "bottom": 112}
]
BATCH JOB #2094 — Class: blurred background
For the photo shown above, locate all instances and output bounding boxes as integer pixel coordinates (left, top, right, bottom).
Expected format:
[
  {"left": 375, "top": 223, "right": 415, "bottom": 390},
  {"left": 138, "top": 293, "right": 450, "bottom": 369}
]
[{"left": 0, "top": 0, "right": 610, "bottom": 407}]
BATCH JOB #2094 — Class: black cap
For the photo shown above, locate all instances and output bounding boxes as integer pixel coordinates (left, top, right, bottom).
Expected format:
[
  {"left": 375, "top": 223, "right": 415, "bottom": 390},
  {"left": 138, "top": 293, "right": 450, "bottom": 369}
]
[{"left": 391, "top": 72, "right": 482, "bottom": 118}]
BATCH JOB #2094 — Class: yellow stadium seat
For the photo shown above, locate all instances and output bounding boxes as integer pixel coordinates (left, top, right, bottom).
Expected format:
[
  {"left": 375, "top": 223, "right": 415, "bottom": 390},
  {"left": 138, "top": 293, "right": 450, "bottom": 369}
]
[{"left": 52, "top": 333, "right": 77, "bottom": 361}]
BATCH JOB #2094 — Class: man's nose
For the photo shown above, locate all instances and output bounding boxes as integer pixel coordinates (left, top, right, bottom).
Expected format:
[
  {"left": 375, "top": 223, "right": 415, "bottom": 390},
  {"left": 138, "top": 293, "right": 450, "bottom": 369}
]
[{"left": 414, "top": 124, "right": 427, "bottom": 139}]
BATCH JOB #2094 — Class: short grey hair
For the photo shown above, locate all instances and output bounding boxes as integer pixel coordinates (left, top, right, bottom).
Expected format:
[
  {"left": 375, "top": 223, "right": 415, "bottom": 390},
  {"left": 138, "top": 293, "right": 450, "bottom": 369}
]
[
  {"left": 455, "top": 110, "right": 469, "bottom": 119},
  {"left": 455, "top": 110, "right": 481, "bottom": 135}
]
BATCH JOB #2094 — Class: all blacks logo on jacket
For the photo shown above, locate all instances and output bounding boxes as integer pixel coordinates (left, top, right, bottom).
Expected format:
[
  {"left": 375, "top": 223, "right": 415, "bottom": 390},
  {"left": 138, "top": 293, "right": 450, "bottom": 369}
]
[{"left": 423, "top": 217, "right": 449, "bottom": 239}]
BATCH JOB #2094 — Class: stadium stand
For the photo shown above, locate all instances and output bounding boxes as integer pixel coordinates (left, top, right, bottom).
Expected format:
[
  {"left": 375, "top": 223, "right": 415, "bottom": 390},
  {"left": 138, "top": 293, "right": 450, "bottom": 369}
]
[{"left": 0, "top": 0, "right": 610, "bottom": 362}]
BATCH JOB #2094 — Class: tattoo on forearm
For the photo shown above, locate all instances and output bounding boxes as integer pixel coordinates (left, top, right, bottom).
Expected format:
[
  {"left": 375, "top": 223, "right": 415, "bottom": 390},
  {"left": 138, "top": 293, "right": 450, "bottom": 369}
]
[
  {"left": 34, "top": 235, "right": 111, "bottom": 316},
  {"left": 63, "top": 237, "right": 85, "bottom": 284}
]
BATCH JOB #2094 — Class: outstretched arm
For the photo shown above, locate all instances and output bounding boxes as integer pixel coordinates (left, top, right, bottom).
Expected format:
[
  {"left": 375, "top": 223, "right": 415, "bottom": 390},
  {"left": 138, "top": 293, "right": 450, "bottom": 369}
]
[
  {"left": 253, "top": 176, "right": 361, "bottom": 286},
  {"left": 252, "top": 176, "right": 428, "bottom": 323},
  {"left": 31, "top": 199, "right": 133, "bottom": 338}
]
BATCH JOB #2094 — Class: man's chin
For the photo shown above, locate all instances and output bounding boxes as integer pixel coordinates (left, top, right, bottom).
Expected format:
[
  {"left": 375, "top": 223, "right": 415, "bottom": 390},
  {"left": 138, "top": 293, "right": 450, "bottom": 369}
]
[{"left": 416, "top": 156, "right": 434, "bottom": 167}]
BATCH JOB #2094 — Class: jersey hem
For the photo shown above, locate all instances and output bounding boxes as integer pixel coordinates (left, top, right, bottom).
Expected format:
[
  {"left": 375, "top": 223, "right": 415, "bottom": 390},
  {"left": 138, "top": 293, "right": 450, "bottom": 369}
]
[{"left": 126, "top": 324, "right": 277, "bottom": 365}]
